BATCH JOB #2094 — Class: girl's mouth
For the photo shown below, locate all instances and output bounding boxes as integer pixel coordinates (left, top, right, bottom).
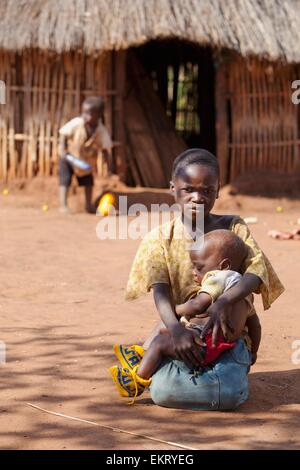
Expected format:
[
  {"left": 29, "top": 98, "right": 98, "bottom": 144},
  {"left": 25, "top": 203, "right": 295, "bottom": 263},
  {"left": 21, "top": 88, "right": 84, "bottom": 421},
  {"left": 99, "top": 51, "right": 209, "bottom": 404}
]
[{"left": 188, "top": 205, "right": 203, "bottom": 213}]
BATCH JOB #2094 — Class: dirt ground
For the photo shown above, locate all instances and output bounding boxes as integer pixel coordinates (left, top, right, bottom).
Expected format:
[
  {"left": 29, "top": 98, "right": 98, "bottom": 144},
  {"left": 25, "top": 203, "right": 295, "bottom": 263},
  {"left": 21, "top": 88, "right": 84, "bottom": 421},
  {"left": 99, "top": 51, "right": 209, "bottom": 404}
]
[{"left": 1, "top": 177, "right": 300, "bottom": 450}]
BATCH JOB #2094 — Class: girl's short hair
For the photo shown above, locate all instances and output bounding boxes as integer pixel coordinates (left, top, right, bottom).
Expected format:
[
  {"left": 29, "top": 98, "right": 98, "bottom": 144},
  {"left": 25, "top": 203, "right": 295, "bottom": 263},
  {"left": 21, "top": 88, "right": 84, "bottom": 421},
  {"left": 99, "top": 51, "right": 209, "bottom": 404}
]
[{"left": 172, "top": 148, "right": 219, "bottom": 179}]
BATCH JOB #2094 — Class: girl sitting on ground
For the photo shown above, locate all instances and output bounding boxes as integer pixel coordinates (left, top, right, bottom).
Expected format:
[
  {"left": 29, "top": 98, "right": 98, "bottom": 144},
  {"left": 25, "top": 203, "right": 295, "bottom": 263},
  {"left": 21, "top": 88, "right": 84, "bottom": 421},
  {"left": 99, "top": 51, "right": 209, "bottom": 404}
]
[{"left": 109, "top": 149, "right": 284, "bottom": 410}]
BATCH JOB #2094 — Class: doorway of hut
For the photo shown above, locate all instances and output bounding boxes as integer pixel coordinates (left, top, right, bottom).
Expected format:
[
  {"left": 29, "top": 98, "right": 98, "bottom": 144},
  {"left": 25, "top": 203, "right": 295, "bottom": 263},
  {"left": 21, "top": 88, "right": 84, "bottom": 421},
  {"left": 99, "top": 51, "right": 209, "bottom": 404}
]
[{"left": 124, "top": 40, "right": 216, "bottom": 188}]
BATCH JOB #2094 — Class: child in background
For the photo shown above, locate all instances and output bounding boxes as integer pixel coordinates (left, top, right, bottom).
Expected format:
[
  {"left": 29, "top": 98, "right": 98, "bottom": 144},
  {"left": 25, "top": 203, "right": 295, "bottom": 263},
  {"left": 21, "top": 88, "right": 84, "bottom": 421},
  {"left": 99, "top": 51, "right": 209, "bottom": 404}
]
[
  {"left": 268, "top": 228, "right": 300, "bottom": 240},
  {"left": 58, "top": 96, "right": 112, "bottom": 213},
  {"left": 109, "top": 230, "right": 261, "bottom": 402}
]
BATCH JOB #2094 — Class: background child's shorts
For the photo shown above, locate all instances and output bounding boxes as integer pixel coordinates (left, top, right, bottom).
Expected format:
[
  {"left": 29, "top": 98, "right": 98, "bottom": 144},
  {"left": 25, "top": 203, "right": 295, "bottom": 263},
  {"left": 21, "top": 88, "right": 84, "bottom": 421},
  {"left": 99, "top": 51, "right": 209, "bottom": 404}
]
[
  {"left": 150, "top": 338, "right": 251, "bottom": 411},
  {"left": 59, "top": 158, "right": 93, "bottom": 187}
]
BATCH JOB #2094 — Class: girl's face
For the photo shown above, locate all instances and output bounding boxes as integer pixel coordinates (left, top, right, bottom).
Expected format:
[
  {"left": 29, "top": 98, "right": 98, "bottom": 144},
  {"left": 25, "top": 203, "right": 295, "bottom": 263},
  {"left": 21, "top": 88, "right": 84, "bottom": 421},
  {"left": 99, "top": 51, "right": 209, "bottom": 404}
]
[{"left": 170, "top": 164, "right": 219, "bottom": 218}]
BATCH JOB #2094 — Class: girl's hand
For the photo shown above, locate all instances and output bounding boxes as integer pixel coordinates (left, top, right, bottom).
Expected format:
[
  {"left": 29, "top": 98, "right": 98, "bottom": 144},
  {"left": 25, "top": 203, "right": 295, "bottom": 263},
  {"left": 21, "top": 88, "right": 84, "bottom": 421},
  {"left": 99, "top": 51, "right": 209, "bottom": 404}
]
[
  {"left": 170, "top": 323, "right": 206, "bottom": 366},
  {"left": 200, "top": 298, "right": 234, "bottom": 346},
  {"left": 251, "top": 352, "right": 257, "bottom": 365}
]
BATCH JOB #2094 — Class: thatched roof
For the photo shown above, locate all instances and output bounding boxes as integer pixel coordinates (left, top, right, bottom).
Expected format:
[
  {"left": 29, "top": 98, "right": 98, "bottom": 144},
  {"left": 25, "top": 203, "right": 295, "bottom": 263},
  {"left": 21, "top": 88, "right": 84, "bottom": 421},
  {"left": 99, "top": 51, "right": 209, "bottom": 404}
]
[{"left": 1, "top": 0, "right": 300, "bottom": 62}]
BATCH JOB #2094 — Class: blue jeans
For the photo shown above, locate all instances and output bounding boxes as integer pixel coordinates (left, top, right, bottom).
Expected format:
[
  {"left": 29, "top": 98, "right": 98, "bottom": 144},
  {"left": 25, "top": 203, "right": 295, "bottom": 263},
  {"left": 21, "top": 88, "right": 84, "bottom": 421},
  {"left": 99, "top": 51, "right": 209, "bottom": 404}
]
[{"left": 150, "top": 338, "right": 251, "bottom": 410}]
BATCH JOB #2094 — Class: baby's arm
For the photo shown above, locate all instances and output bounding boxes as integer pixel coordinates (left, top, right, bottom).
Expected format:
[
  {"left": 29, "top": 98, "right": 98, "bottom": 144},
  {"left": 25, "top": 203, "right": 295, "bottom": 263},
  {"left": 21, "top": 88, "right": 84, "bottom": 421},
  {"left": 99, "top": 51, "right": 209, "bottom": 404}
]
[
  {"left": 246, "top": 313, "right": 261, "bottom": 364},
  {"left": 175, "top": 292, "right": 212, "bottom": 320},
  {"left": 201, "top": 273, "right": 262, "bottom": 345}
]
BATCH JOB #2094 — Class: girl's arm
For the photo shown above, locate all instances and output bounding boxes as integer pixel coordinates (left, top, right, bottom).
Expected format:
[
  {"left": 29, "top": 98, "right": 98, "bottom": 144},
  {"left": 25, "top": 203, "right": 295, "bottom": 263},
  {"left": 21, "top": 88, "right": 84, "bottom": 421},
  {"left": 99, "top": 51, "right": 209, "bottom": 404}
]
[
  {"left": 153, "top": 284, "right": 205, "bottom": 366},
  {"left": 152, "top": 283, "right": 177, "bottom": 330},
  {"left": 246, "top": 313, "right": 261, "bottom": 365},
  {"left": 201, "top": 273, "right": 262, "bottom": 345},
  {"left": 231, "top": 216, "right": 284, "bottom": 309},
  {"left": 213, "top": 273, "right": 262, "bottom": 306}
]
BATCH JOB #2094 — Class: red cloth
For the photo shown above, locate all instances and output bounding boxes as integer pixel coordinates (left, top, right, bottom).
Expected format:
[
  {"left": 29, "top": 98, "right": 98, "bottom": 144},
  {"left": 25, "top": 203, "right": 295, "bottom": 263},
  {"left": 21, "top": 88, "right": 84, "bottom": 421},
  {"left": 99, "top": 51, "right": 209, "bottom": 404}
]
[{"left": 201, "top": 333, "right": 236, "bottom": 365}]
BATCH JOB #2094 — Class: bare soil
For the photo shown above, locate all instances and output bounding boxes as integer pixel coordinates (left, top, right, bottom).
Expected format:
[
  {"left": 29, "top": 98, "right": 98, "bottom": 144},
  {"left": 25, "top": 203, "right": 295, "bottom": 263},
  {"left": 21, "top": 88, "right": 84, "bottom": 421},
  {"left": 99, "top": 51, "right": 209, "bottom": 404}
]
[{"left": 0, "top": 177, "right": 300, "bottom": 450}]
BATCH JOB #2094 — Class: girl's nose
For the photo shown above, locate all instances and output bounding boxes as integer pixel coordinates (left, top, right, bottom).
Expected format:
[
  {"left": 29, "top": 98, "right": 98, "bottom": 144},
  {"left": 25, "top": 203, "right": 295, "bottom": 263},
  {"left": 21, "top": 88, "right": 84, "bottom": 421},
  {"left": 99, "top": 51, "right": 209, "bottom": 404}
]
[{"left": 192, "top": 192, "right": 205, "bottom": 204}]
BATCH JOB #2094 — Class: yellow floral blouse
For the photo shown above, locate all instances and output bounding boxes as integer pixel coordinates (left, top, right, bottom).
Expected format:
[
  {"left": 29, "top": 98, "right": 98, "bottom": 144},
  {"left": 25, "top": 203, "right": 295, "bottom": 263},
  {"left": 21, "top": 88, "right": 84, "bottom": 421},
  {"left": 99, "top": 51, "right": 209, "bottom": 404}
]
[{"left": 125, "top": 215, "right": 284, "bottom": 310}]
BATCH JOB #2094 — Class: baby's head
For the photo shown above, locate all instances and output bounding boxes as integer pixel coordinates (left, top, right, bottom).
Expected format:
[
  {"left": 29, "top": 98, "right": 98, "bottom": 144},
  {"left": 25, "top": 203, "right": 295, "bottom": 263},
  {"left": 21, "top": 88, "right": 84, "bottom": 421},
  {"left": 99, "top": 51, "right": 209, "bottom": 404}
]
[{"left": 190, "top": 230, "right": 247, "bottom": 284}]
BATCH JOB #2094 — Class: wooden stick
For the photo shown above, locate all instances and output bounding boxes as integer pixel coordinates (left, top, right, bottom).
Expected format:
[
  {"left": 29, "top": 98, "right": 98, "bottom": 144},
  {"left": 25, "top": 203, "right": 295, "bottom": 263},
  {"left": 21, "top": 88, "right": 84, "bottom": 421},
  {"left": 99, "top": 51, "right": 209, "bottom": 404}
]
[{"left": 26, "top": 403, "right": 198, "bottom": 451}]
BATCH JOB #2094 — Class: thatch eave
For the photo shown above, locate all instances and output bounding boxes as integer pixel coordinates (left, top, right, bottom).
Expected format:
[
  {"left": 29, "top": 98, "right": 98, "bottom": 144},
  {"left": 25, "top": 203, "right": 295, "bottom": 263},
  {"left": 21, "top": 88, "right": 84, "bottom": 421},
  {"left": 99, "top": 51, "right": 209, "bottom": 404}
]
[{"left": 0, "top": 0, "right": 300, "bottom": 63}]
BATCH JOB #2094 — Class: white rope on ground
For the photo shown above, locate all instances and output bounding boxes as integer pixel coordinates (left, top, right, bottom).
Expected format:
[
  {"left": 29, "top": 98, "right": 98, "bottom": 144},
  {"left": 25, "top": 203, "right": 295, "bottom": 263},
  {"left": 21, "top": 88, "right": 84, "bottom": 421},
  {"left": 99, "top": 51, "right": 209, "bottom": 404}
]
[{"left": 26, "top": 403, "right": 198, "bottom": 451}]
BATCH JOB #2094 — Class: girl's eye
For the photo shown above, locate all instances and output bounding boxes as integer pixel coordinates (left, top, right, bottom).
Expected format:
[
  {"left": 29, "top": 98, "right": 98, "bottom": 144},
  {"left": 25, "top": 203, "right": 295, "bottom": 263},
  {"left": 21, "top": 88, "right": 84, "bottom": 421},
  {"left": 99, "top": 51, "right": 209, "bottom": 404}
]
[{"left": 183, "top": 187, "right": 193, "bottom": 193}]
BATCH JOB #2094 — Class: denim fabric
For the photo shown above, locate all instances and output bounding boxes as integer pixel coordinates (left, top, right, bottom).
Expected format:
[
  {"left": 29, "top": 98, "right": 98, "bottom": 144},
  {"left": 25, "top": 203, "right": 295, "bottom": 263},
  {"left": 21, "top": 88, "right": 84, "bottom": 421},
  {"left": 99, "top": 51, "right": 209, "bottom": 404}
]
[{"left": 150, "top": 338, "right": 251, "bottom": 411}]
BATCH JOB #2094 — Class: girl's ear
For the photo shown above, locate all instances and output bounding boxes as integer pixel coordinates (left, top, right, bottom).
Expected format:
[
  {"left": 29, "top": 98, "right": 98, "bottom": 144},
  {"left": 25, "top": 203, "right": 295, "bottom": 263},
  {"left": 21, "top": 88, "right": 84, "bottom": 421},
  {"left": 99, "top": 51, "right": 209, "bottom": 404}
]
[
  {"left": 219, "top": 258, "right": 231, "bottom": 270},
  {"left": 169, "top": 180, "right": 175, "bottom": 194}
]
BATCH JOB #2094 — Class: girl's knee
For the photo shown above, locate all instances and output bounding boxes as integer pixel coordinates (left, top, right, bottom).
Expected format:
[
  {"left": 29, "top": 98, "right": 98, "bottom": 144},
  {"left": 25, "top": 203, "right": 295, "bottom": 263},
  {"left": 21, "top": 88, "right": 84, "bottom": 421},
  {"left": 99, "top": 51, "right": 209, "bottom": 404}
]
[
  {"left": 220, "top": 385, "right": 249, "bottom": 410},
  {"left": 150, "top": 384, "right": 170, "bottom": 407}
]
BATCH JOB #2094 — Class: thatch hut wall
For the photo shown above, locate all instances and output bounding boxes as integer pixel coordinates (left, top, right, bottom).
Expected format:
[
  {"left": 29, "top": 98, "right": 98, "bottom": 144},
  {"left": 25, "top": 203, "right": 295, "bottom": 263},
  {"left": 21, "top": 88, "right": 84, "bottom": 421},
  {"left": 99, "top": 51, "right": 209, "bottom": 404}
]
[
  {"left": 1, "top": 46, "right": 300, "bottom": 186},
  {"left": 0, "top": 49, "right": 127, "bottom": 181},
  {"left": 216, "top": 54, "right": 300, "bottom": 185}
]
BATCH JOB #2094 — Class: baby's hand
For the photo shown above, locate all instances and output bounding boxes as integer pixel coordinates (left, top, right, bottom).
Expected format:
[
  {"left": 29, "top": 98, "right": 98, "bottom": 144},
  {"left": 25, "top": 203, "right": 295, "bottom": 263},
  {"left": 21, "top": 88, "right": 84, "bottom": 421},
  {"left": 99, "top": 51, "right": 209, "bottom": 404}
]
[
  {"left": 182, "top": 312, "right": 194, "bottom": 321},
  {"left": 194, "top": 311, "right": 209, "bottom": 319},
  {"left": 175, "top": 304, "right": 188, "bottom": 317},
  {"left": 180, "top": 316, "right": 190, "bottom": 327},
  {"left": 176, "top": 305, "right": 198, "bottom": 321},
  {"left": 193, "top": 332, "right": 206, "bottom": 348}
]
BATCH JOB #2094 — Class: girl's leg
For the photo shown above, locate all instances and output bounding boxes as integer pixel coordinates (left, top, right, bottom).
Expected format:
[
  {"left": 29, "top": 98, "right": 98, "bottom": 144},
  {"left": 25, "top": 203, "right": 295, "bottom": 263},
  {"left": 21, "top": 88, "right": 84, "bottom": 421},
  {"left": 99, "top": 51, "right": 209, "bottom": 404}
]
[
  {"left": 150, "top": 337, "right": 251, "bottom": 411},
  {"left": 138, "top": 332, "right": 176, "bottom": 380}
]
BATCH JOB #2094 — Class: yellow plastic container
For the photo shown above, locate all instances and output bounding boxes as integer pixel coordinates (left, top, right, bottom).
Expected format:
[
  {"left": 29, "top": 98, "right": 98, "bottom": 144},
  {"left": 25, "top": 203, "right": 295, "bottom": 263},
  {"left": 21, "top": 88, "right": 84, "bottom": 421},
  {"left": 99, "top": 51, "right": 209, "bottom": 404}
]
[{"left": 97, "top": 192, "right": 116, "bottom": 216}]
